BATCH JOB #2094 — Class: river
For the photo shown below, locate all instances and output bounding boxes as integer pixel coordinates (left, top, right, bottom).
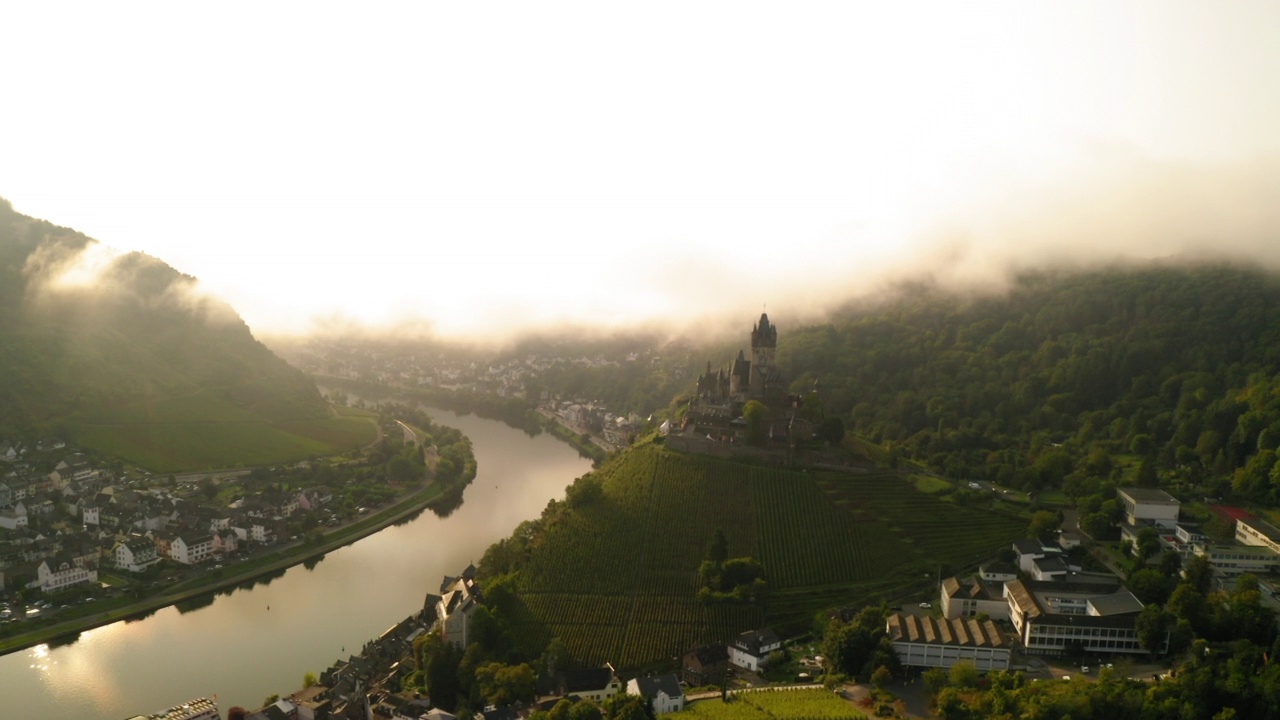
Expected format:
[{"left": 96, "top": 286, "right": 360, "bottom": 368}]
[{"left": 0, "top": 408, "right": 593, "bottom": 720}]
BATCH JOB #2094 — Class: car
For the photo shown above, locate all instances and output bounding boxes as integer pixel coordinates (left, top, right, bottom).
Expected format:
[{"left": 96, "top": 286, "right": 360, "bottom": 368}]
[
  {"left": 967, "top": 482, "right": 981, "bottom": 489},
  {"left": 919, "top": 602, "right": 932, "bottom": 608},
  {"left": 1080, "top": 666, "right": 1090, "bottom": 674}
]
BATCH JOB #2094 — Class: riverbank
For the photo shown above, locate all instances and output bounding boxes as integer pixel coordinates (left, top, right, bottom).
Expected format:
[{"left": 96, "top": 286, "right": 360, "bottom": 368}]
[{"left": 0, "top": 476, "right": 447, "bottom": 658}]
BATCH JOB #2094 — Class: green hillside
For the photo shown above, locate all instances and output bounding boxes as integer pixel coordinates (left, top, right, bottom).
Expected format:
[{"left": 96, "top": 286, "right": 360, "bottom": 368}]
[
  {"left": 777, "top": 264, "right": 1280, "bottom": 503},
  {"left": 481, "top": 442, "right": 1024, "bottom": 669},
  {"left": 0, "top": 198, "right": 373, "bottom": 469}
]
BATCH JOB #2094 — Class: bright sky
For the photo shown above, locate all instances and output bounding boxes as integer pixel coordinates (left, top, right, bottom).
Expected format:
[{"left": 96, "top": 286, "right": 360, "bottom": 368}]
[{"left": 3, "top": 2, "right": 1278, "bottom": 340}]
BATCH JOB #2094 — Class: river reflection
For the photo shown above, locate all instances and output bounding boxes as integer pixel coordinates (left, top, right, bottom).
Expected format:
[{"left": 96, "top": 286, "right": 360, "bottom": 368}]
[{"left": 0, "top": 407, "right": 592, "bottom": 720}]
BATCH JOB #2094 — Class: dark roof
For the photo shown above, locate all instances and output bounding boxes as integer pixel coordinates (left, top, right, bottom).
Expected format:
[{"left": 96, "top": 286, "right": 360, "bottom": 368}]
[
  {"left": 1012, "top": 538, "right": 1044, "bottom": 555},
  {"left": 733, "top": 628, "right": 780, "bottom": 656},
  {"left": 630, "top": 674, "right": 683, "bottom": 701},
  {"left": 563, "top": 667, "right": 615, "bottom": 693},
  {"left": 683, "top": 644, "right": 729, "bottom": 667},
  {"left": 1241, "top": 517, "right": 1280, "bottom": 543},
  {"left": 1117, "top": 487, "right": 1179, "bottom": 504}
]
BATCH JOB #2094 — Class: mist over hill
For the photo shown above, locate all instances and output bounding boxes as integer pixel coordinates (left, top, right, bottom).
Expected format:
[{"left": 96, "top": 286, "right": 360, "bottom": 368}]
[{"left": 0, "top": 198, "right": 328, "bottom": 442}]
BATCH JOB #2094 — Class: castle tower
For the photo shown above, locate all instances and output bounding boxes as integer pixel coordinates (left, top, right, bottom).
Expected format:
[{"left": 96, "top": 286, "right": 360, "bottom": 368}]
[{"left": 748, "top": 313, "right": 776, "bottom": 399}]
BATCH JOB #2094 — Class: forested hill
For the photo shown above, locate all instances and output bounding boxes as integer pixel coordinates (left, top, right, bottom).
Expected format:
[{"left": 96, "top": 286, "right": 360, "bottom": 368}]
[
  {"left": 777, "top": 263, "right": 1280, "bottom": 502},
  {"left": 0, "top": 198, "right": 328, "bottom": 440}
]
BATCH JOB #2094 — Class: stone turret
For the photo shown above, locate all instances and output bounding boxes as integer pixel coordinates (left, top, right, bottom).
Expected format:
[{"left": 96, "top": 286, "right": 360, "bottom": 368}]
[{"left": 749, "top": 313, "right": 776, "bottom": 397}]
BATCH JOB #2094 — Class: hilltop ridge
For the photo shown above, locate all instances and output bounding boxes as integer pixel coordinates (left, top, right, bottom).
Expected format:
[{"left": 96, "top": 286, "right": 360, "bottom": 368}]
[{"left": 0, "top": 199, "right": 355, "bottom": 469}]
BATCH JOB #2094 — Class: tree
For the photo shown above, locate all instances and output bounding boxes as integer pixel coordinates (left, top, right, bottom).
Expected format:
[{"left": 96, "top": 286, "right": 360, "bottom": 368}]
[
  {"left": 1080, "top": 511, "right": 1113, "bottom": 539},
  {"left": 1135, "top": 454, "right": 1158, "bottom": 487},
  {"left": 817, "top": 417, "right": 845, "bottom": 446},
  {"left": 1027, "top": 510, "right": 1060, "bottom": 543},
  {"left": 871, "top": 664, "right": 892, "bottom": 690},
  {"left": 302, "top": 671, "right": 318, "bottom": 688},
  {"left": 387, "top": 455, "right": 419, "bottom": 482},
  {"left": 200, "top": 478, "right": 218, "bottom": 501},
  {"left": 1135, "top": 604, "right": 1170, "bottom": 655},
  {"left": 948, "top": 660, "right": 979, "bottom": 688},
  {"left": 1133, "top": 526, "right": 1161, "bottom": 561},
  {"left": 475, "top": 662, "right": 537, "bottom": 706},
  {"left": 602, "top": 693, "right": 652, "bottom": 720},
  {"left": 743, "top": 400, "right": 768, "bottom": 446},
  {"left": 922, "top": 667, "right": 948, "bottom": 697}
]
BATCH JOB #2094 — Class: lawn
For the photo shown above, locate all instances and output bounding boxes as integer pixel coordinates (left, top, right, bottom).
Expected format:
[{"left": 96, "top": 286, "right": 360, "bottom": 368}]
[{"left": 912, "top": 474, "right": 951, "bottom": 494}]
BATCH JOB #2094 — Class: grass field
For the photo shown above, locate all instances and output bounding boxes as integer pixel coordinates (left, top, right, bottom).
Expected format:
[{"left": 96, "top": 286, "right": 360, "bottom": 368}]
[
  {"left": 672, "top": 689, "right": 865, "bottom": 719},
  {"left": 500, "top": 442, "right": 1025, "bottom": 670},
  {"left": 70, "top": 392, "right": 377, "bottom": 471},
  {"left": 912, "top": 474, "right": 951, "bottom": 494}
]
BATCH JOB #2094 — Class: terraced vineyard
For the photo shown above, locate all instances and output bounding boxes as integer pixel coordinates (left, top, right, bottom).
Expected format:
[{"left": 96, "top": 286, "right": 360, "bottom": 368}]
[{"left": 501, "top": 441, "right": 1024, "bottom": 669}]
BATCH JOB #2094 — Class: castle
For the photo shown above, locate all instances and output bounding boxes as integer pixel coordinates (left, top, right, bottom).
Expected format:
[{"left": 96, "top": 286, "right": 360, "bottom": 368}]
[{"left": 669, "top": 313, "right": 812, "bottom": 457}]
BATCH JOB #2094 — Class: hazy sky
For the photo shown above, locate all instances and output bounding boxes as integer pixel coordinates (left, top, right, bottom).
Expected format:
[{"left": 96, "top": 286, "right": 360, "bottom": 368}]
[{"left": 3, "top": 2, "right": 1278, "bottom": 340}]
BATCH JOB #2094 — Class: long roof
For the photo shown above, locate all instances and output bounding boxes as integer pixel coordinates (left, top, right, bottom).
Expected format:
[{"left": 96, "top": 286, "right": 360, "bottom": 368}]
[{"left": 886, "top": 613, "right": 1006, "bottom": 649}]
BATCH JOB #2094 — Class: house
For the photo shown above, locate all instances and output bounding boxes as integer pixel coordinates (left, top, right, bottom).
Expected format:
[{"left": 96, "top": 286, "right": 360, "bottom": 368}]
[
  {"left": 436, "top": 565, "right": 482, "bottom": 647},
  {"left": 886, "top": 613, "right": 1010, "bottom": 671},
  {"left": 728, "top": 628, "right": 782, "bottom": 672},
  {"left": 213, "top": 529, "right": 239, "bottom": 556},
  {"left": 626, "top": 674, "right": 685, "bottom": 715},
  {"left": 115, "top": 537, "right": 161, "bottom": 572},
  {"left": 559, "top": 664, "right": 621, "bottom": 703},
  {"left": 0, "top": 502, "right": 29, "bottom": 530},
  {"left": 1117, "top": 487, "right": 1180, "bottom": 529},
  {"left": 940, "top": 576, "right": 1010, "bottom": 621},
  {"left": 1005, "top": 578, "right": 1156, "bottom": 655},
  {"left": 34, "top": 552, "right": 98, "bottom": 592},
  {"left": 680, "top": 644, "right": 729, "bottom": 687},
  {"left": 171, "top": 531, "right": 215, "bottom": 565}
]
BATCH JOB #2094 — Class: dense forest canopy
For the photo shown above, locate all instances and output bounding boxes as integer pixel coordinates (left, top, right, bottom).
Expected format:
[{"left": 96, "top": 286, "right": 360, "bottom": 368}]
[{"left": 777, "top": 263, "right": 1280, "bottom": 502}]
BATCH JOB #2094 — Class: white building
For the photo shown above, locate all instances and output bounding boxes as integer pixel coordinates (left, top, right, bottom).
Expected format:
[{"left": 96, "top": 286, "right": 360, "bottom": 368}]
[
  {"left": 34, "top": 553, "right": 98, "bottom": 592},
  {"left": 1005, "top": 579, "right": 1155, "bottom": 655},
  {"left": 171, "top": 532, "right": 214, "bottom": 565},
  {"left": 886, "top": 613, "right": 1010, "bottom": 671},
  {"left": 941, "top": 576, "right": 1010, "bottom": 621},
  {"left": 727, "top": 628, "right": 782, "bottom": 672},
  {"left": 626, "top": 675, "right": 685, "bottom": 715},
  {"left": 1193, "top": 542, "right": 1279, "bottom": 579},
  {"left": 436, "top": 565, "right": 482, "bottom": 647},
  {"left": 115, "top": 538, "right": 161, "bottom": 572},
  {"left": 0, "top": 501, "right": 28, "bottom": 530},
  {"left": 1117, "top": 488, "right": 1180, "bottom": 529},
  {"left": 1236, "top": 517, "right": 1280, "bottom": 554}
]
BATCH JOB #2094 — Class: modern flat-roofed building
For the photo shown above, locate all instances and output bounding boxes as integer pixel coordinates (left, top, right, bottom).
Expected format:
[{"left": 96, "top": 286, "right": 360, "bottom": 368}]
[
  {"left": 1236, "top": 517, "right": 1280, "bottom": 555},
  {"left": 1005, "top": 579, "right": 1156, "bottom": 655},
  {"left": 1194, "top": 542, "right": 1280, "bottom": 579},
  {"left": 886, "top": 613, "right": 1010, "bottom": 671},
  {"left": 1117, "top": 488, "right": 1180, "bottom": 529}
]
